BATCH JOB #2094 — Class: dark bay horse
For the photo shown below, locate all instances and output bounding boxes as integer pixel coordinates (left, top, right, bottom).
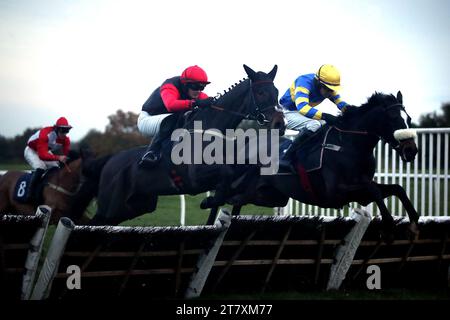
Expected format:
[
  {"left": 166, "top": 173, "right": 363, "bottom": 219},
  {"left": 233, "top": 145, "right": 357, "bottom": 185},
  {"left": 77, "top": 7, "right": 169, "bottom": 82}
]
[
  {"left": 224, "top": 91, "right": 420, "bottom": 239},
  {"left": 0, "top": 149, "right": 93, "bottom": 224},
  {"left": 87, "top": 64, "right": 285, "bottom": 225}
]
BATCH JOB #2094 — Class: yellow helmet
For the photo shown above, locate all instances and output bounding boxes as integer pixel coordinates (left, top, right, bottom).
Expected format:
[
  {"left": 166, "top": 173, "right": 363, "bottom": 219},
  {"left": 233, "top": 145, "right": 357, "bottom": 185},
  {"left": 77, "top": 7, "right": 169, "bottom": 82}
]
[{"left": 315, "top": 64, "right": 341, "bottom": 92}]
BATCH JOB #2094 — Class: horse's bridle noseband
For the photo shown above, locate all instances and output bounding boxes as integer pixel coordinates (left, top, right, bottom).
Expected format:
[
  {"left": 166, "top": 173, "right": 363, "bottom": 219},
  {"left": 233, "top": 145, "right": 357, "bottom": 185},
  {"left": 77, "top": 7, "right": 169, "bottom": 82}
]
[{"left": 383, "top": 102, "right": 412, "bottom": 150}]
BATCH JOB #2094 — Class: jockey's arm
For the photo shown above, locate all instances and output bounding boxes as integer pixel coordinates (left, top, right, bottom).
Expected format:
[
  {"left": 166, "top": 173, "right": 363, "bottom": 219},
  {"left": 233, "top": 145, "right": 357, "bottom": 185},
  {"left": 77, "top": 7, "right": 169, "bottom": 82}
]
[
  {"left": 62, "top": 136, "right": 70, "bottom": 156},
  {"left": 330, "top": 92, "right": 348, "bottom": 112},
  {"left": 36, "top": 131, "right": 59, "bottom": 161},
  {"left": 295, "top": 90, "right": 323, "bottom": 120},
  {"left": 160, "top": 84, "right": 209, "bottom": 112}
]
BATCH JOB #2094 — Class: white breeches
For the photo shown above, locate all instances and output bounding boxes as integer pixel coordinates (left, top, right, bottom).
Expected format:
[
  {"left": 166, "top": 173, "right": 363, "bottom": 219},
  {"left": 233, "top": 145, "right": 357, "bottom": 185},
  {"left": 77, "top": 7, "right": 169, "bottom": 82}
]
[
  {"left": 283, "top": 110, "right": 325, "bottom": 132},
  {"left": 137, "top": 111, "right": 172, "bottom": 137},
  {"left": 24, "top": 147, "right": 59, "bottom": 170}
]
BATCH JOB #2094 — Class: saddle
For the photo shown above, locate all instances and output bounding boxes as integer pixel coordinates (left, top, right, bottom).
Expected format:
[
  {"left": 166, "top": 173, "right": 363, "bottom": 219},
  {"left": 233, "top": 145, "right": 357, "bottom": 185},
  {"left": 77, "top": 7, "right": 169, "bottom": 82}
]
[
  {"left": 13, "top": 168, "right": 57, "bottom": 204},
  {"left": 284, "top": 126, "right": 341, "bottom": 172}
]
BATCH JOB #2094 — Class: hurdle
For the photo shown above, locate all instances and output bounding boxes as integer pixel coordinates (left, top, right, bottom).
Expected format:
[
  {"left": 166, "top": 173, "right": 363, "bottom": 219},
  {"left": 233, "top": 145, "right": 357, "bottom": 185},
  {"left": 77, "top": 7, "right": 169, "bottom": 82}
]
[
  {"left": 0, "top": 205, "right": 51, "bottom": 300},
  {"left": 31, "top": 209, "right": 231, "bottom": 299}
]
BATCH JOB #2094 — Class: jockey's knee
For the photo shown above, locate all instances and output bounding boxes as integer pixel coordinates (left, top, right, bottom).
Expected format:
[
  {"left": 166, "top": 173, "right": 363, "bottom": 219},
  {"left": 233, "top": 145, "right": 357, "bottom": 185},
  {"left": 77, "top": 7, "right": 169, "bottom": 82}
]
[{"left": 305, "top": 120, "right": 322, "bottom": 132}]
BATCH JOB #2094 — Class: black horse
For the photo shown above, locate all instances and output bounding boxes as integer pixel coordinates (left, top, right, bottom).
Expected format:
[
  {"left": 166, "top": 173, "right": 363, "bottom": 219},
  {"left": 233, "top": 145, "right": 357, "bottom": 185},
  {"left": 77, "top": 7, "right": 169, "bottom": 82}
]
[
  {"left": 223, "top": 91, "right": 420, "bottom": 239},
  {"left": 87, "top": 64, "right": 285, "bottom": 225}
]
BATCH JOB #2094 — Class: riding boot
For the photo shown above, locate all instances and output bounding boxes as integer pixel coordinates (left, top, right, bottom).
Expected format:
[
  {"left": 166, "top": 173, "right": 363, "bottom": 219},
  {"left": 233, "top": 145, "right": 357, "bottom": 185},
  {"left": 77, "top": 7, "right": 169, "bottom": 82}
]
[
  {"left": 25, "top": 168, "right": 45, "bottom": 202},
  {"left": 281, "top": 127, "right": 314, "bottom": 161},
  {"left": 138, "top": 133, "right": 164, "bottom": 168},
  {"left": 138, "top": 115, "right": 179, "bottom": 169}
]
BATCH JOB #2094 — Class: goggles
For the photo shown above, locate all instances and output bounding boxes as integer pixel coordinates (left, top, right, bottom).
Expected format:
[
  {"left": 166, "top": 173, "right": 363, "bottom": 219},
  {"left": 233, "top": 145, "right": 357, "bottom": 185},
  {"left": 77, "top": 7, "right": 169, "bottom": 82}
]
[
  {"left": 58, "top": 127, "right": 71, "bottom": 134},
  {"left": 187, "top": 82, "right": 207, "bottom": 91}
]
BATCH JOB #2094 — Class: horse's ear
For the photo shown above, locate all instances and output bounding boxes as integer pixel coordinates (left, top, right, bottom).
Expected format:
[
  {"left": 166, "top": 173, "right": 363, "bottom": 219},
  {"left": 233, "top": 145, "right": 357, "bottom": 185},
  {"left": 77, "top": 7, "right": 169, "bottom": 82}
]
[
  {"left": 397, "top": 91, "right": 403, "bottom": 104},
  {"left": 243, "top": 64, "right": 256, "bottom": 79},
  {"left": 268, "top": 65, "right": 278, "bottom": 81}
]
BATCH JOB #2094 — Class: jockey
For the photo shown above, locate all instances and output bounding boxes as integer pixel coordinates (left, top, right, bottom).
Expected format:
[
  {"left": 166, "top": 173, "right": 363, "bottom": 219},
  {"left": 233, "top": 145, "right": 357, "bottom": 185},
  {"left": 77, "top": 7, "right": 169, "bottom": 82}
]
[
  {"left": 279, "top": 64, "right": 353, "bottom": 159},
  {"left": 137, "top": 65, "right": 214, "bottom": 168},
  {"left": 23, "top": 117, "right": 72, "bottom": 201}
]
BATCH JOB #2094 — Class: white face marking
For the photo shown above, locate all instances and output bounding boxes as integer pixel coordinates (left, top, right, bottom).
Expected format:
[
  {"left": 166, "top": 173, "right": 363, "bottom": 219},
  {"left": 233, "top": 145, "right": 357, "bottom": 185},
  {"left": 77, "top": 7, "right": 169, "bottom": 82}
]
[{"left": 400, "top": 109, "right": 409, "bottom": 129}]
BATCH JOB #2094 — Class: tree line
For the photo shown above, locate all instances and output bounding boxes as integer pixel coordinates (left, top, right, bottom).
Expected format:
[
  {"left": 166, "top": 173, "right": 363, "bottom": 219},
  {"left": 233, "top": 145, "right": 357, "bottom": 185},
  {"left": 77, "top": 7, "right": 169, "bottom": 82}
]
[{"left": 0, "top": 103, "right": 449, "bottom": 164}]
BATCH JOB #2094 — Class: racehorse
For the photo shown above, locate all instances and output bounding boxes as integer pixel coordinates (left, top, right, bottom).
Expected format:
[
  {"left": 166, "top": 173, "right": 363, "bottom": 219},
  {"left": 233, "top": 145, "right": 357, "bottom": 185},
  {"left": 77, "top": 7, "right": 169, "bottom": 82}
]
[
  {"left": 0, "top": 149, "right": 93, "bottom": 224},
  {"left": 86, "top": 64, "right": 285, "bottom": 225},
  {"left": 222, "top": 91, "right": 420, "bottom": 240}
]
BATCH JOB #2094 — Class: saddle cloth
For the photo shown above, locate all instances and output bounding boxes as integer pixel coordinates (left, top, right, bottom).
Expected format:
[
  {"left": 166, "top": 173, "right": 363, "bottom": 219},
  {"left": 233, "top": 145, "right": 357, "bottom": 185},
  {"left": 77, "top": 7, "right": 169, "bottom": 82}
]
[
  {"left": 13, "top": 173, "right": 32, "bottom": 203},
  {"left": 13, "top": 168, "right": 57, "bottom": 204}
]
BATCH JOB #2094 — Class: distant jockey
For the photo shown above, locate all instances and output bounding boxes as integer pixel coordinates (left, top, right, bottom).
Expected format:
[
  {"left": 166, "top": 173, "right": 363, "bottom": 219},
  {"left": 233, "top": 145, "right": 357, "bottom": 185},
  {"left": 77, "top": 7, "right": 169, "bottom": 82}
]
[{"left": 23, "top": 117, "right": 72, "bottom": 201}]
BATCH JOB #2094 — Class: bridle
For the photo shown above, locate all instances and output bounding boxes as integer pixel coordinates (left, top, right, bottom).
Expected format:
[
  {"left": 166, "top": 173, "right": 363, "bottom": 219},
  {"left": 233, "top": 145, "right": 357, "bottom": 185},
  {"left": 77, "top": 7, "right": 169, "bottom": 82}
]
[
  {"left": 209, "top": 79, "right": 278, "bottom": 126},
  {"left": 382, "top": 102, "right": 412, "bottom": 150},
  {"left": 330, "top": 102, "right": 413, "bottom": 151}
]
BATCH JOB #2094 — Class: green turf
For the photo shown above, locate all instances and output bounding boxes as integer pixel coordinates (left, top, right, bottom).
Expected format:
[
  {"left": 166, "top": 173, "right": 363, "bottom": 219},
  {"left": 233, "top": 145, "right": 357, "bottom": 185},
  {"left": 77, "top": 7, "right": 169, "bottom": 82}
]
[{"left": 85, "top": 194, "right": 276, "bottom": 227}]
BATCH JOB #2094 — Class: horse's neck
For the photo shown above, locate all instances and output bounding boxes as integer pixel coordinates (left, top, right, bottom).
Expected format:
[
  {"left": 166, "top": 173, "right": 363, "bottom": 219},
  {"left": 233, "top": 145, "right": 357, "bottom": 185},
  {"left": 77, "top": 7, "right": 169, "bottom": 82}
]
[
  {"left": 204, "top": 110, "right": 243, "bottom": 132},
  {"left": 188, "top": 97, "right": 248, "bottom": 133},
  {"left": 335, "top": 121, "right": 380, "bottom": 155},
  {"left": 52, "top": 160, "right": 81, "bottom": 186},
  {"left": 202, "top": 80, "right": 251, "bottom": 132}
]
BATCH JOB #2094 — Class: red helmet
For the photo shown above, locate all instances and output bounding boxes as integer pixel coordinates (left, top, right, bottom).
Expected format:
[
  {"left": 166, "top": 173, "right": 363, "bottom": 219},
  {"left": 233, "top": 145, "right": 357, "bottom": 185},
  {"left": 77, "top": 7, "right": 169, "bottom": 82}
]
[
  {"left": 54, "top": 117, "right": 72, "bottom": 129},
  {"left": 180, "top": 65, "right": 210, "bottom": 84}
]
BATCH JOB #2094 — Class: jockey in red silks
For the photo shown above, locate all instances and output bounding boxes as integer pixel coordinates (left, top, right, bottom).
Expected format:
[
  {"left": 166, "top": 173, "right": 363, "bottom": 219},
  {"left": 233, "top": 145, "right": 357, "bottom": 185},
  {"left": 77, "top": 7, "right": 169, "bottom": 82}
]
[
  {"left": 23, "top": 117, "right": 72, "bottom": 201},
  {"left": 137, "top": 65, "right": 214, "bottom": 168}
]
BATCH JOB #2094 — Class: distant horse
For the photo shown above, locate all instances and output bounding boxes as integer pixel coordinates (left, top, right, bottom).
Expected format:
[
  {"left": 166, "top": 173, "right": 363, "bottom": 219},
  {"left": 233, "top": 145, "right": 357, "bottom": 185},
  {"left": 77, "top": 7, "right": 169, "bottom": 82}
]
[
  {"left": 86, "top": 64, "right": 285, "bottom": 225},
  {"left": 223, "top": 92, "right": 419, "bottom": 239},
  {"left": 0, "top": 149, "right": 93, "bottom": 224}
]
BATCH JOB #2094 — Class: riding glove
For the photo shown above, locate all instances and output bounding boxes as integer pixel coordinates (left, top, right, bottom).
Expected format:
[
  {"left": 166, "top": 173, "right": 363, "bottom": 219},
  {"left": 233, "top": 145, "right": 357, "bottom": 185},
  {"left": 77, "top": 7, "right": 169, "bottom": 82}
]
[
  {"left": 193, "top": 97, "right": 214, "bottom": 108},
  {"left": 322, "top": 113, "right": 339, "bottom": 125}
]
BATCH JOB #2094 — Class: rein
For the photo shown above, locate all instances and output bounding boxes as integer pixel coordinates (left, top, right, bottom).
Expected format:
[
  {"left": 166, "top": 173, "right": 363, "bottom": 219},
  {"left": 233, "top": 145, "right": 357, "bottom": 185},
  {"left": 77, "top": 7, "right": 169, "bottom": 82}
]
[{"left": 47, "top": 182, "right": 79, "bottom": 196}]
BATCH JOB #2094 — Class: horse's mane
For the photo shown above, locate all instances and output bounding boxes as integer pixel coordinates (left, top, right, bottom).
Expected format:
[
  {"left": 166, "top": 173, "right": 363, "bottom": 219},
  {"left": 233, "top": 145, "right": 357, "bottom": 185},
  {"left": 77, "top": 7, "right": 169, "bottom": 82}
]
[
  {"left": 342, "top": 92, "right": 397, "bottom": 120},
  {"left": 212, "top": 78, "right": 250, "bottom": 108}
]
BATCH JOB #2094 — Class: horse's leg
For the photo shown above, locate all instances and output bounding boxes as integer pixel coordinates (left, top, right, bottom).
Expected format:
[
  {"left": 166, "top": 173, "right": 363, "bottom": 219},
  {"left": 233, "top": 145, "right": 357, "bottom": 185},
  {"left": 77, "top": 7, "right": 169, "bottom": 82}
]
[
  {"left": 347, "top": 183, "right": 395, "bottom": 243},
  {"left": 200, "top": 165, "right": 235, "bottom": 209},
  {"left": 373, "top": 183, "right": 420, "bottom": 238},
  {"left": 206, "top": 207, "right": 219, "bottom": 225},
  {"left": 231, "top": 205, "right": 242, "bottom": 216}
]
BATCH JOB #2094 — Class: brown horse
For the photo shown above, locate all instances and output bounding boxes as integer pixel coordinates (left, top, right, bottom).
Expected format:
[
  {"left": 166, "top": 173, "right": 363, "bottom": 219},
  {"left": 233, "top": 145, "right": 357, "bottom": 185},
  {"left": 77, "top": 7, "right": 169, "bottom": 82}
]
[{"left": 0, "top": 150, "right": 91, "bottom": 224}]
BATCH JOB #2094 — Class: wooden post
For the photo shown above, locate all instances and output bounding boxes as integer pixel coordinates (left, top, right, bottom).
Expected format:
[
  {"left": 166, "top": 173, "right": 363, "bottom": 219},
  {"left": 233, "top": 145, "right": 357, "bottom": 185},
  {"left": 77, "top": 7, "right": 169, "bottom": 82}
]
[
  {"left": 184, "top": 208, "right": 232, "bottom": 299},
  {"left": 21, "top": 205, "right": 52, "bottom": 300},
  {"left": 327, "top": 208, "right": 371, "bottom": 290},
  {"left": 30, "top": 217, "right": 75, "bottom": 300}
]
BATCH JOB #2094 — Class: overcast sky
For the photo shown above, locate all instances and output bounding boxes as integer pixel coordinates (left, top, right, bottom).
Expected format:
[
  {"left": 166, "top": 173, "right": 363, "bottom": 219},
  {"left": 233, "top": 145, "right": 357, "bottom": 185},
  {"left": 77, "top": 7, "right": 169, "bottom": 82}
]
[{"left": 1, "top": 0, "right": 449, "bottom": 141}]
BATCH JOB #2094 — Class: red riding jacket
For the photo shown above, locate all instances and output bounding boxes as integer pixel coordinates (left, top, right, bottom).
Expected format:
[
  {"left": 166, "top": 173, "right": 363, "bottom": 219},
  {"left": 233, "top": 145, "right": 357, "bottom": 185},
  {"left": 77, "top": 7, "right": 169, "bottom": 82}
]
[
  {"left": 27, "top": 127, "right": 70, "bottom": 161},
  {"left": 142, "top": 76, "right": 209, "bottom": 115}
]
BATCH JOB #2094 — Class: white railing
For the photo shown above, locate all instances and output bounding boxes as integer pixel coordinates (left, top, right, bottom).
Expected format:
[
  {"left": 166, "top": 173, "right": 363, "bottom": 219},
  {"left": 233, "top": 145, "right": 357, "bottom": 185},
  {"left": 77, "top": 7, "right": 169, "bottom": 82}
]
[{"left": 278, "top": 128, "right": 450, "bottom": 217}]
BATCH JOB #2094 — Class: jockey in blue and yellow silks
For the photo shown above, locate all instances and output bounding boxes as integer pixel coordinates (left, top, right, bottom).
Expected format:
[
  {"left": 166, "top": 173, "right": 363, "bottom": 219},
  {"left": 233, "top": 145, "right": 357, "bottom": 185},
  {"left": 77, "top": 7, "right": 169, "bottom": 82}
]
[
  {"left": 280, "top": 64, "right": 353, "bottom": 160},
  {"left": 280, "top": 73, "right": 348, "bottom": 117}
]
